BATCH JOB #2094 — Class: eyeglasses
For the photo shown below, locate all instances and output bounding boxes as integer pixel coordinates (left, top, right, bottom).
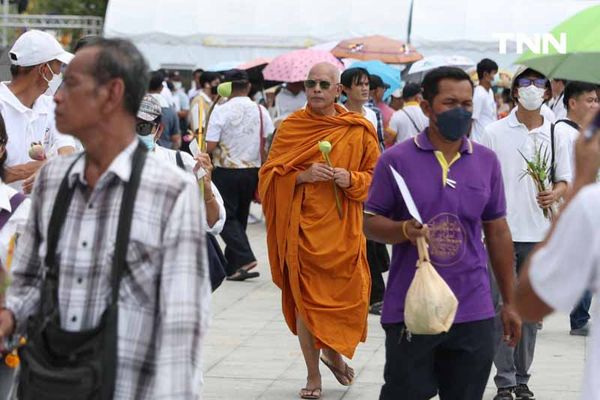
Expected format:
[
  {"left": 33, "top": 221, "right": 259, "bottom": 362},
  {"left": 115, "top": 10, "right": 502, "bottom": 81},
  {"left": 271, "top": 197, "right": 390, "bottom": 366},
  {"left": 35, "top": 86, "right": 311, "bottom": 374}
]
[
  {"left": 136, "top": 121, "right": 158, "bottom": 136},
  {"left": 304, "top": 79, "right": 336, "bottom": 90},
  {"left": 517, "top": 78, "right": 548, "bottom": 89}
]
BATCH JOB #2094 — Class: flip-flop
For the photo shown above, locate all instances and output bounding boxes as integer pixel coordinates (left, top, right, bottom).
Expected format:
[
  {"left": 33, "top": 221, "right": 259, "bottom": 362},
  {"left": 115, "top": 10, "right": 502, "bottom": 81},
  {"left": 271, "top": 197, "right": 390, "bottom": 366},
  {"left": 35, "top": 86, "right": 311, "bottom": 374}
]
[
  {"left": 320, "top": 356, "right": 354, "bottom": 386},
  {"left": 299, "top": 387, "right": 322, "bottom": 399},
  {"left": 226, "top": 268, "right": 260, "bottom": 281}
]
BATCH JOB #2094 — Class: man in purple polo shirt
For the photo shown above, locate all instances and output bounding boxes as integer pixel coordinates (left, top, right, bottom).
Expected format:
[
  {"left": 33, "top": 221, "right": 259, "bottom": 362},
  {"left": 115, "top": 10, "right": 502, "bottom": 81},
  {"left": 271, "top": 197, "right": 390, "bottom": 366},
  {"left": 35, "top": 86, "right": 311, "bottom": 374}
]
[{"left": 364, "top": 67, "right": 521, "bottom": 400}]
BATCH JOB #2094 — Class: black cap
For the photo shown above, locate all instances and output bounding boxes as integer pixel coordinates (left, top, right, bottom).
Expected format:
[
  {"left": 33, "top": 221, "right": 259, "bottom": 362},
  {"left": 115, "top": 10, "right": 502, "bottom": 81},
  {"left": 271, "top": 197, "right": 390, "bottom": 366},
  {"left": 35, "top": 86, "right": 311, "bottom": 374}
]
[
  {"left": 402, "top": 82, "right": 422, "bottom": 100},
  {"left": 369, "top": 74, "right": 390, "bottom": 90},
  {"left": 223, "top": 69, "right": 249, "bottom": 82}
]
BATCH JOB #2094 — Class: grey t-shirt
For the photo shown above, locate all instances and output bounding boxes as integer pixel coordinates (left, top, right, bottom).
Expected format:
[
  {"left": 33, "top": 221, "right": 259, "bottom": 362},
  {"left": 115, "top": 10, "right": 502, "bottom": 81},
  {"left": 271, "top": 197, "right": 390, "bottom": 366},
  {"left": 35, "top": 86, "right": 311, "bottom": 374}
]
[{"left": 157, "top": 106, "right": 180, "bottom": 149}]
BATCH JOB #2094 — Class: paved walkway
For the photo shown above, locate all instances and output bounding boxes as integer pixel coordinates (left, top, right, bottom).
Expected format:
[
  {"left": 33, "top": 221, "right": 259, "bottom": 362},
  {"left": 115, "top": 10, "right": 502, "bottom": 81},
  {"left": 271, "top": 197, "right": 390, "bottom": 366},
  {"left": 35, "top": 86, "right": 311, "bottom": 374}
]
[{"left": 203, "top": 210, "right": 587, "bottom": 399}]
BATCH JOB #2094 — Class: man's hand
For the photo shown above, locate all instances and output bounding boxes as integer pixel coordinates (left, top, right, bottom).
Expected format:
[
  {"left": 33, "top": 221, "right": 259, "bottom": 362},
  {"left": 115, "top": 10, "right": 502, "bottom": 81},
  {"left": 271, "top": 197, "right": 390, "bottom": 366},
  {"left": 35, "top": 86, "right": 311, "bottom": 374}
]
[
  {"left": 333, "top": 168, "right": 351, "bottom": 188},
  {"left": 536, "top": 189, "right": 558, "bottom": 209},
  {"left": 194, "top": 153, "right": 213, "bottom": 185},
  {"left": 0, "top": 309, "right": 15, "bottom": 351},
  {"left": 298, "top": 163, "right": 334, "bottom": 184},
  {"left": 500, "top": 304, "right": 522, "bottom": 347},
  {"left": 22, "top": 172, "right": 37, "bottom": 194},
  {"left": 404, "top": 220, "right": 430, "bottom": 246}
]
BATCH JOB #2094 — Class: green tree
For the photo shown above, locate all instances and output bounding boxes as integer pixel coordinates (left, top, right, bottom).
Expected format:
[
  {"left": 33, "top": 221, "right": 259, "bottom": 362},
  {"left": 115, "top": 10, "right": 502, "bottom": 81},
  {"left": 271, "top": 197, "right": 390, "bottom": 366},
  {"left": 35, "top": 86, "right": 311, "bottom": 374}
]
[{"left": 28, "top": 0, "right": 108, "bottom": 17}]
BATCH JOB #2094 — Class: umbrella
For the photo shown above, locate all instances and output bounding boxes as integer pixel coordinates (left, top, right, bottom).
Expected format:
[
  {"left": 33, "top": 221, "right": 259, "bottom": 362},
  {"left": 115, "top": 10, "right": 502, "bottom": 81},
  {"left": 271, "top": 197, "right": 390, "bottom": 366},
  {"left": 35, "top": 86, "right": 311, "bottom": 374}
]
[
  {"left": 408, "top": 55, "right": 475, "bottom": 75},
  {"left": 238, "top": 57, "right": 272, "bottom": 70},
  {"left": 332, "top": 35, "right": 422, "bottom": 64},
  {"left": 350, "top": 60, "right": 402, "bottom": 101},
  {"left": 262, "top": 49, "right": 343, "bottom": 82},
  {"left": 517, "top": 5, "right": 600, "bottom": 84}
]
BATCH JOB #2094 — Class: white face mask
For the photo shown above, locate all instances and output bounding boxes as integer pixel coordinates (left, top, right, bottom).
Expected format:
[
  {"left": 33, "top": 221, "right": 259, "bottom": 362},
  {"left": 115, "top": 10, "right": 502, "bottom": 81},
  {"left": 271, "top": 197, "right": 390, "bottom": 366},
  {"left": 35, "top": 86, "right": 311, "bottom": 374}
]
[
  {"left": 173, "top": 81, "right": 183, "bottom": 90},
  {"left": 517, "top": 85, "right": 546, "bottom": 111},
  {"left": 42, "top": 63, "right": 63, "bottom": 95}
]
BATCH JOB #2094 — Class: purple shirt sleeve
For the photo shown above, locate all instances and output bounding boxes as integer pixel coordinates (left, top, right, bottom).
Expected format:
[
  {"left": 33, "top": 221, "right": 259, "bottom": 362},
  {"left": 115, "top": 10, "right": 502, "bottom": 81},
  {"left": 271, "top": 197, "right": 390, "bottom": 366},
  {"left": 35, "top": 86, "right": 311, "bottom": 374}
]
[
  {"left": 481, "top": 153, "right": 507, "bottom": 221},
  {"left": 365, "top": 154, "right": 401, "bottom": 218}
]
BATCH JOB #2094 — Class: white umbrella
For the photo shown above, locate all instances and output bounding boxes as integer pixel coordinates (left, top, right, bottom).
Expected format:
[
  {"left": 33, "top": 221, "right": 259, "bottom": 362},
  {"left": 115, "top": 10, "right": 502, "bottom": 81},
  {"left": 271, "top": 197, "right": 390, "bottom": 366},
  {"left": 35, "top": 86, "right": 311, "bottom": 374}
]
[{"left": 408, "top": 55, "right": 475, "bottom": 75}]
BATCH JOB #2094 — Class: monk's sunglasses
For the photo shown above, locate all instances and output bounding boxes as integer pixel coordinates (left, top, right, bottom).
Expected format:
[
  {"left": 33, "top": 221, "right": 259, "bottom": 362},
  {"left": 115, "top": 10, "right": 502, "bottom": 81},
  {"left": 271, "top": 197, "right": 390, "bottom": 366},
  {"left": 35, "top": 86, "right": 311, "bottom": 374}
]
[
  {"left": 516, "top": 78, "right": 548, "bottom": 89},
  {"left": 304, "top": 79, "right": 336, "bottom": 90},
  {"left": 136, "top": 120, "right": 159, "bottom": 136}
]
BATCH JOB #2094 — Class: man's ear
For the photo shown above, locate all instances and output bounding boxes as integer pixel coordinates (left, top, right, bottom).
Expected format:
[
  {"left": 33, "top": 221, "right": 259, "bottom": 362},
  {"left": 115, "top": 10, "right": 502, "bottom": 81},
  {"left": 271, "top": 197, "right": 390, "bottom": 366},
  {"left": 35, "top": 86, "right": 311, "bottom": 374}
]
[
  {"left": 100, "top": 78, "right": 126, "bottom": 115},
  {"left": 421, "top": 98, "right": 432, "bottom": 118}
]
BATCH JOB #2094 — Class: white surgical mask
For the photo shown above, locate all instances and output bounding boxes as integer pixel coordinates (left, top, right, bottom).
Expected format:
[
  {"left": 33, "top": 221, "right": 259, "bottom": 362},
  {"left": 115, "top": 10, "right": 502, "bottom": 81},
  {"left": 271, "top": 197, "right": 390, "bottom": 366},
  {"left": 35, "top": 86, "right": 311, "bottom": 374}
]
[
  {"left": 517, "top": 85, "right": 546, "bottom": 111},
  {"left": 42, "top": 63, "right": 63, "bottom": 95},
  {"left": 173, "top": 81, "right": 183, "bottom": 90},
  {"left": 138, "top": 134, "right": 155, "bottom": 150}
]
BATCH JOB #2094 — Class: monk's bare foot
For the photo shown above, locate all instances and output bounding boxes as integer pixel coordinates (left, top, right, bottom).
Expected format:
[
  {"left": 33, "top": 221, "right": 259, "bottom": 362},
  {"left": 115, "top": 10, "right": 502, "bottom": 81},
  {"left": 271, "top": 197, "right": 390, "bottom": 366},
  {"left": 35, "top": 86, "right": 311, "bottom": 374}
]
[
  {"left": 299, "top": 374, "right": 322, "bottom": 399},
  {"left": 320, "top": 350, "right": 355, "bottom": 386}
]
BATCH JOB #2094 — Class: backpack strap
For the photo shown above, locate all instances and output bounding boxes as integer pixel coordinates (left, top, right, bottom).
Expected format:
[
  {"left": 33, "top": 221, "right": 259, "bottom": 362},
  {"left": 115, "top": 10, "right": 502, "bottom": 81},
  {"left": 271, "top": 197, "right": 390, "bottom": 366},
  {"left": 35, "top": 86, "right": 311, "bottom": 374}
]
[
  {"left": 401, "top": 109, "right": 421, "bottom": 133},
  {"left": 550, "top": 119, "right": 580, "bottom": 184},
  {"left": 175, "top": 150, "right": 185, "bottom": 170}
]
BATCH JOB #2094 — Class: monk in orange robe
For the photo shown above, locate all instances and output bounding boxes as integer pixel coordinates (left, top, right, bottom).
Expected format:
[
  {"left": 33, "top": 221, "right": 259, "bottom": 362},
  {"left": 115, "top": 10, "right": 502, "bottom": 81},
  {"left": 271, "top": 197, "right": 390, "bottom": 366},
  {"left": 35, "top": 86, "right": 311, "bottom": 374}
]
[{"left": 258, "top": 62, "right": 380, "bottom": 399}]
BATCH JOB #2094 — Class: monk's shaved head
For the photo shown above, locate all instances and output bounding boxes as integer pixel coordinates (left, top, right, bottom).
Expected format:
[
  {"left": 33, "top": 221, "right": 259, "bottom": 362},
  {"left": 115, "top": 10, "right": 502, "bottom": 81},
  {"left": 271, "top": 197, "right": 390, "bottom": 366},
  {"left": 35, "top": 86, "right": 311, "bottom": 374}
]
[{"left": 307, "top": 62, "right": 340, "bottom": 83}]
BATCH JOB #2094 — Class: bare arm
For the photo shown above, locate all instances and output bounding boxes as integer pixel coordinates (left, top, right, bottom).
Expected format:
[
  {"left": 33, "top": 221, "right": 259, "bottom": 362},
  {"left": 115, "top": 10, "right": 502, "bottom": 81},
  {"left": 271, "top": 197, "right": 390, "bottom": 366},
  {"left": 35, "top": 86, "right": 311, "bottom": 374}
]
[
  {"left": 363, "top": 214, "right": 428, "bottom": 245},
  {"left": 484, "top": 217, "right": 522, "bottom": 347},
  {"left": 170, "top": 134, "right": 182, "bottom": 150},
  {"left": 57, "top": 146, "right": 76, "bottom": 156},
  {"left": 4, "top": 161, "right": 45, "bottom": 183},
  {"left": 206, "top": 141, "right": 218, "bottom": 153}
]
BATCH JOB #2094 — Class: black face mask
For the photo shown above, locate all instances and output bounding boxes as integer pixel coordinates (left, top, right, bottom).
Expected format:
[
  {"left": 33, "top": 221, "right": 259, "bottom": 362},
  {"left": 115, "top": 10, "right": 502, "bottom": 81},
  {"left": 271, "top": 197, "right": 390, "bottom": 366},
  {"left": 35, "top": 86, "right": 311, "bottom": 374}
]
[
  {"left": 211, "top": 86, "right": 218, "bottom": 95},
  {"left": 434, "top": 107, "right": 473, "bottom": 142}
]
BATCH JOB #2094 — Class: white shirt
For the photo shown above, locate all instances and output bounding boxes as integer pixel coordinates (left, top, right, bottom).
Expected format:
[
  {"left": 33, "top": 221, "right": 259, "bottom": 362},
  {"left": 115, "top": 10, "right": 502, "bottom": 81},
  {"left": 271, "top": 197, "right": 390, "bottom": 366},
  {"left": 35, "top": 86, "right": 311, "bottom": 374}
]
[
  {"left": 0, "top": 181, "right": 30, "bottom": 268},
  {"left": 541, "top": 103, "right": 557, "bottom": 124},
  {"left": 471, "top": 85, "right": 497, "bottom": 142},
  {"left": 480, "top": 107, "right": 571, "bottom": 242},
  {"left": 528, "top": 183, "right": 600, "bottom": 400},
  {"left": 171, "top": 89, "right": 190, "bottom": 114},
  {"left": 363, "top": 106, "right": 378, "bottom": 131},
  {"left": 553, "top": 118, "right": 580, "bottom": 176},
  {"left": 206, "top": 97, "right": 274, "bottom": 169},
  {"left": 275, "top": 88, "right": 307, "bottom": 118},
  {"left": 153, "top": 145, "right": 226, "bottom": 235},
  {"left": 0, "top": 83, "right": 76, "bottom": 190},
  {"left": 389, "top": 102, "right": 429, "bottom": 144},
  {"left": 548, "top": 93, "right": 567, "bottom": 120},
  {"left": 160, "top": 84, "right": 177, "bottom": 109}
]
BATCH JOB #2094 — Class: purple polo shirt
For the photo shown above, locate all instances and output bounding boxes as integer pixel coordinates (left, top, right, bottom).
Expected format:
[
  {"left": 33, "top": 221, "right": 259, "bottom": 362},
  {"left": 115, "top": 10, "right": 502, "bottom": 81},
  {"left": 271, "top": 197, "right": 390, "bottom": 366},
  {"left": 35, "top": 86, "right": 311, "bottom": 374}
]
[{"left": 365, "top": 131, "right": 506, "bottom": 324}]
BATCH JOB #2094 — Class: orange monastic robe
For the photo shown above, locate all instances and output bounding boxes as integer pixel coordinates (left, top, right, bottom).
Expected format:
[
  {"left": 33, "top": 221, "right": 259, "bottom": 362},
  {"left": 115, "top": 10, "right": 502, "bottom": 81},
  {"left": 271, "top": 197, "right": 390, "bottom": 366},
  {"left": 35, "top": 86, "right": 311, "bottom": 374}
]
[{"left": 258, "top": 104, "right": 380, "bottom": 358}]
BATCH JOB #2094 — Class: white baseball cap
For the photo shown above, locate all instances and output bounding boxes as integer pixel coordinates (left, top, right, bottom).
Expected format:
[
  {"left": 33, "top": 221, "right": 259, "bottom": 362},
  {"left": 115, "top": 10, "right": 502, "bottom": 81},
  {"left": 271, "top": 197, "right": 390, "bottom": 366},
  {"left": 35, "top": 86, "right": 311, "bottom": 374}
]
[{"left": 9, "top": 30, "right": 74, "bottom": 67}]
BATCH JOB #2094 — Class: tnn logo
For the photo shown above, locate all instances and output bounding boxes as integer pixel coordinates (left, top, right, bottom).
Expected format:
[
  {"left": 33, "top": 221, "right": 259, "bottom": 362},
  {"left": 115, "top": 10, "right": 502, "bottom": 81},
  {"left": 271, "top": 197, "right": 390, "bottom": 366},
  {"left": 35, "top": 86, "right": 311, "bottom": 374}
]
[{"left": 494, "top": 33, "right": 567, "bottom": 55}]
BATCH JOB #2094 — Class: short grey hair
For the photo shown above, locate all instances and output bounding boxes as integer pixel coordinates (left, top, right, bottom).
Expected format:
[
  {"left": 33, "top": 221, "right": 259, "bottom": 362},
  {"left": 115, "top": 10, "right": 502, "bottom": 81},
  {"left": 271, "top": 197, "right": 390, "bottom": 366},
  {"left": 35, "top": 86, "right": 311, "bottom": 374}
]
[{"left": 89, "top": 38, "right": 149, "bottom": 117}]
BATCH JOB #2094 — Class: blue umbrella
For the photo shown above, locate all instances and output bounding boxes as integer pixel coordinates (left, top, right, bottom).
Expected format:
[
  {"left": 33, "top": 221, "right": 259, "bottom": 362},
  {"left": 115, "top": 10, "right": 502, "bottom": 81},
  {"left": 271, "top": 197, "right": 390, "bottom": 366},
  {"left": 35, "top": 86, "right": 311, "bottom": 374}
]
[{"left": 349, "top": 60, "right": 402, "bottom": 101}]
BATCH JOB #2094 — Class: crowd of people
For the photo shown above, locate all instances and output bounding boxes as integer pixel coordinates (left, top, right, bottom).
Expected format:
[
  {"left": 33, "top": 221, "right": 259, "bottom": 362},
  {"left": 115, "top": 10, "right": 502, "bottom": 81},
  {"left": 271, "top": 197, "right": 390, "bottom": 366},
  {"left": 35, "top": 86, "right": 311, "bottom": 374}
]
[{"left": 0, "top": 28, "right": 596, "bottom": 400}]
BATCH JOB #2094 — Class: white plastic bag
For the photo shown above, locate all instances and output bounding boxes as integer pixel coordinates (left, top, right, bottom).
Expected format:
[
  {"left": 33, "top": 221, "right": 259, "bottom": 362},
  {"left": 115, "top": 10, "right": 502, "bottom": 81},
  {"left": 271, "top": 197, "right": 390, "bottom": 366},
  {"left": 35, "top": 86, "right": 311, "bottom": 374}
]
[{"left": 404, "top": 237, "right": 458, "bottom": 335}]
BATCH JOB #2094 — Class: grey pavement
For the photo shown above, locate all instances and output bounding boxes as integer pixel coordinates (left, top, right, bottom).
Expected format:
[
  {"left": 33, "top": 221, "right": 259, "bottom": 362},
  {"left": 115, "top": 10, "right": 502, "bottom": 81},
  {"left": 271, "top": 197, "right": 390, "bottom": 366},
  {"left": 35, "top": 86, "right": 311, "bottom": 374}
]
[{"left": 204, "top": 206, "right": 587, "bottom": 399}]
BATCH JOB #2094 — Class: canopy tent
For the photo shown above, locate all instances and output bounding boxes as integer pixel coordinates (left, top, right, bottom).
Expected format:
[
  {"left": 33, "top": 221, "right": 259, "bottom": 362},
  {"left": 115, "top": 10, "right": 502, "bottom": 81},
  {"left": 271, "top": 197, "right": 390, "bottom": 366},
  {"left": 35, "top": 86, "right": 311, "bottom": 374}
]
[{"left": 104, "top": 0, "right": 597, "bottom": 71}]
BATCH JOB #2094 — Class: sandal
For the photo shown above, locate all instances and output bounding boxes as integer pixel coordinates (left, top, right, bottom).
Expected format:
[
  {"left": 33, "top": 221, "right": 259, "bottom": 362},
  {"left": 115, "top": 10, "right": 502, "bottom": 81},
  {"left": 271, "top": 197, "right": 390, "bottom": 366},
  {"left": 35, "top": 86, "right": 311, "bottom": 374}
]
[
  {"left": 299, "top": 387, "right": 322, "bottom": 399},
  {"left": 226, "top": 268, "right": 260, "bottom": 281},
  {"left": 320, "top": 356, "right": 354, "bottom": 386}
]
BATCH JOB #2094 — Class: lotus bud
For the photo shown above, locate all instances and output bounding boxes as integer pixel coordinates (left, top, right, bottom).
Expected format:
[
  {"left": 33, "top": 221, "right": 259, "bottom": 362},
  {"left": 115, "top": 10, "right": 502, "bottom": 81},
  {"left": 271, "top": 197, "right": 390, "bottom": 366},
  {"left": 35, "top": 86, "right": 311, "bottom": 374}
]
[{"left": 318, "top": 141, "right": 332, "bottom": 155}]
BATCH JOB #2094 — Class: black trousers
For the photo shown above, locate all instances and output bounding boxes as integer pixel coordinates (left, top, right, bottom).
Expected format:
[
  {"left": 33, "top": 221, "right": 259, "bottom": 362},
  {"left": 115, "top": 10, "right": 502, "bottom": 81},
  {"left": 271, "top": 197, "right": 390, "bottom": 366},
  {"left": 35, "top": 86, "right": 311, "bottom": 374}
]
[
  {"left": 366, "top": 240, "right": 389, "bottom": 304},
  {"left": 212, "top": 167, "right": 259, "bottom": 276},
  {"left": 380, "top": 318, "right": 495, "bottom": 400}
]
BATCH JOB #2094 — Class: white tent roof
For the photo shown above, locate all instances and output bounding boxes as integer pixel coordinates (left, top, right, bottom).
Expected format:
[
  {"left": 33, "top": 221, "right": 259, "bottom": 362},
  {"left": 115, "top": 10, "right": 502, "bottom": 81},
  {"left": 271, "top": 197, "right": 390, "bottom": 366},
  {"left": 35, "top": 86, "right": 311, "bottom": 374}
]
[{"left": 104, "top": 0, "right": 597, "bottom": 70}]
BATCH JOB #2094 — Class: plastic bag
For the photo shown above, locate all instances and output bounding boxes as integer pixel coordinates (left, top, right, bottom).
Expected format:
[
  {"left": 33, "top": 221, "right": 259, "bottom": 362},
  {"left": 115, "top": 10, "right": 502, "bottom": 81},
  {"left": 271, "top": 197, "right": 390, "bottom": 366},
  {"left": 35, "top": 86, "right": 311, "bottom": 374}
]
[{"left": 404, "top": 237, "right": 458, "bottom": 335}]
